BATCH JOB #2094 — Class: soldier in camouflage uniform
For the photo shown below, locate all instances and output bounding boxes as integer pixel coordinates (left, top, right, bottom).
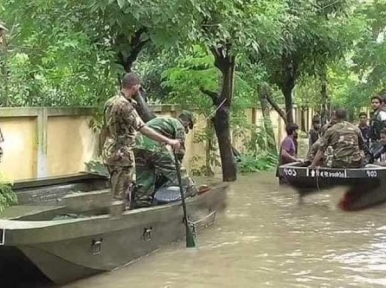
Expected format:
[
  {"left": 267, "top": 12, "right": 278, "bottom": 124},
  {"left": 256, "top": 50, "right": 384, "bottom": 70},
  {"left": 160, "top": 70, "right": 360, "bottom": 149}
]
[
  {"left": 133, "top": 111, "right": 198, "bottom": 208},
  {"left": 307, "top": 119, "right": 336, "bottom": 165},
  {"left": 102, "top": 72, "right": 180, "bottom": 209},
  {"left": 309, "top": 108, "right": 366, "bottom": 169}
]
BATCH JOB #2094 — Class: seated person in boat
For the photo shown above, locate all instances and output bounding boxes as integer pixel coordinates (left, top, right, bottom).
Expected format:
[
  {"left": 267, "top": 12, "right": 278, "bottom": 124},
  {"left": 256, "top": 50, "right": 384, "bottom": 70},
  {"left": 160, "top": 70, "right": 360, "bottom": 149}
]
[
  {"left": 309, "top": 108, "right": 366, "bottom": 169},
  {"left": 276, "top": 123, "right": 302, "bottom": 184},
  {"left": 308, "top": 115, "right": 321, "bottom": 147},
  {"left": 371, "top": 128, "right": 386, "bottom": 165},
  {"left": 133, "top": 111, "right": 198, "bottom": 208},
  {"left": 307, "top": 119, "right": 337, "bottom": 165}
]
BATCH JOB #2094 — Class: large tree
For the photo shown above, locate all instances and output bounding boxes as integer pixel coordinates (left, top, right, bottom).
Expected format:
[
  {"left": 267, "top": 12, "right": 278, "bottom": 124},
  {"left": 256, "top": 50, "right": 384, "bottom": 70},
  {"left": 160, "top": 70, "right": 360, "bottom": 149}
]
[
  {"left": 183, "top": 0, "right": 285, "bottom": 181},
  {"left": 253, "top": 0, "right": 364, "bottom": 124}
]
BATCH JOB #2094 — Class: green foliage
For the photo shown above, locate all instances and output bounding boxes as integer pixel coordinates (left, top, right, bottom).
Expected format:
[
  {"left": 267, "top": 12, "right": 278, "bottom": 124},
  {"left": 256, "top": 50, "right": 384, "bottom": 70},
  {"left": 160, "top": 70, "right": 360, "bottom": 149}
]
[
  {"left": 2, "top": 0, "right": 386, "bottom": 179},
  {"left": 0, "top": 176, "right": 17, "bottom": 213},
  {"left": 237, "top": 152, "right": 278, "bottom": 174},
  {"left": 85, "top": 160, "right": 109, "bottom": 177},
  {"left": 235, "top": 120, "right": 278, "bottom": 174}
]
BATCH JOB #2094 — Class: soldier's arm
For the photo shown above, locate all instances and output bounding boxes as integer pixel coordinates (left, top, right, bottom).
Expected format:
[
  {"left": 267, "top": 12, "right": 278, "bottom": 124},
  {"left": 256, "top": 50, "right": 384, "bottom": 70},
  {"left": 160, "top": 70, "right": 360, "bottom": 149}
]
[
  {"left": 174, "top": 122, "right": 187, "bottom": 161},
  {"left": 124, "top": 105, "right": 178, "bottom": 149},
  {"left": 356, "top": 127, "right": 368, "bottom": 153},
  {"left": 309, "top": 131, "right": 331, "bottom": 168},
  {"left": 140, "top": 126, "right": 181, "bottom": 150}
]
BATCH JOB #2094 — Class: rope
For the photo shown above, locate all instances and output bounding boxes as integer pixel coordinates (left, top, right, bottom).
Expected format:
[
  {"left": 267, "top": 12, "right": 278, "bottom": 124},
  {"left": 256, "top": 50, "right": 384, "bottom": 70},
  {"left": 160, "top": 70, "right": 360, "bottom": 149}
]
[
  {"left": 205, "top": 97, "right": 227, "bottom": 120},
  {"left": 316, "top": 167, "right": 321, "bottom": 192}
]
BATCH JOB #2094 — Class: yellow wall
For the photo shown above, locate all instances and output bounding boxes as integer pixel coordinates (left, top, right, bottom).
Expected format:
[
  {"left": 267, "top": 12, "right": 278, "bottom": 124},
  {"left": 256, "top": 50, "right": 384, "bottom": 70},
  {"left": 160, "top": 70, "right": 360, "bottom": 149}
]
[
  {"left": 47, "top": 116, "right": 98, "bottom": 177},
  {"left": 0, "top": 117, "right": 36, "bottom": 181},
  {"left": 0, "top": 106, "right": 314, "bottom": 181}
]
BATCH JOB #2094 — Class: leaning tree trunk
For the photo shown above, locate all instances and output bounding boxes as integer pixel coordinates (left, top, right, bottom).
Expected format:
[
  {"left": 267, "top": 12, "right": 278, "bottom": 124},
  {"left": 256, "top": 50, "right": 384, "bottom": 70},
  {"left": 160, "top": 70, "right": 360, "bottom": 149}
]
[
  {"left": 133, "top": 90, "right": 156, "bottom": 122},
  {"left": 258, "top": 83, "right": 277, "bottom": 153}
]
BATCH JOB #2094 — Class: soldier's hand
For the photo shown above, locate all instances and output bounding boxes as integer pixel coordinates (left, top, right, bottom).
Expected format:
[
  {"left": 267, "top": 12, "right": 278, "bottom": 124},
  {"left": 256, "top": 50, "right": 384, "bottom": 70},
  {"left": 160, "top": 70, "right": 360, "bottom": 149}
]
[{"left": 167, "top": 139, "right": 181, "bottom": 151}]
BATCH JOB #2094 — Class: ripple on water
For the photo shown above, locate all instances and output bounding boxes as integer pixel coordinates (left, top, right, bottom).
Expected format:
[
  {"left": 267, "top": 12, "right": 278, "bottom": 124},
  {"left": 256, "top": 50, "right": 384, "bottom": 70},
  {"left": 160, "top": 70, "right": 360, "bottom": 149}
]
[{"left": 59, "top": 173, "right": 386, "bottom": 288}]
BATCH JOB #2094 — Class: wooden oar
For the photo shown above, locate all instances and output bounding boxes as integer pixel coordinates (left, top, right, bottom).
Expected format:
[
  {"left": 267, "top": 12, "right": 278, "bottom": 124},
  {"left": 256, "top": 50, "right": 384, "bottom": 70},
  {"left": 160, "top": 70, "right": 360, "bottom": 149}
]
[{"left": 173, "top": 151, "right": 196, "bottom": 248}]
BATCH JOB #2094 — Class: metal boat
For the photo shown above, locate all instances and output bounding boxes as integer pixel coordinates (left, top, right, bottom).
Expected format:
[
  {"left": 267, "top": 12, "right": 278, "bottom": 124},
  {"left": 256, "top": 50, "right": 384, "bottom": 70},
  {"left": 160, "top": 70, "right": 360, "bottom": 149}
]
[
  {"left": 278, "top": 162, "right": 386, "bottom": 211},
  {"left": 0, "top": 173, "right": 228, "bottom": 286}
]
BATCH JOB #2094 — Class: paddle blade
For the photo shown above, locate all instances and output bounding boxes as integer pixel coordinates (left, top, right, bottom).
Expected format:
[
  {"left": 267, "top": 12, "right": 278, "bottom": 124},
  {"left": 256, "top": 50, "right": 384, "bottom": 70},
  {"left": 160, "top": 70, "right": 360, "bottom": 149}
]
[{"left": 185, "top": 224, "right": 196, "bottom": 248}]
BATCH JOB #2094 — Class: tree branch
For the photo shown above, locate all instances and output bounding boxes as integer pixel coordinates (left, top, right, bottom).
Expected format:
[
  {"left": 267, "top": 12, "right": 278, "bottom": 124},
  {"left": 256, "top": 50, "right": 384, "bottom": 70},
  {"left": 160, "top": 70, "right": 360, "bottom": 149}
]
[
  {"left": 199, "top": 87, "right": 220, "bottom": 106},
  {"left": 116, "top": 27, "right": 149, "bottom": 72},
  {"left": 265, "top": 93, "right": 288, "bottom": 125}
]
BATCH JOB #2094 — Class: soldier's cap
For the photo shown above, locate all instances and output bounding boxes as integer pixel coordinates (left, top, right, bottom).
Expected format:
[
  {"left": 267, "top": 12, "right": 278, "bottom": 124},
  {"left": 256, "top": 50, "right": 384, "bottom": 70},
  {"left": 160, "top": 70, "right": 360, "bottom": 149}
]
[{"left": 179, "top": 110, "right": 196, "bottom": 129}]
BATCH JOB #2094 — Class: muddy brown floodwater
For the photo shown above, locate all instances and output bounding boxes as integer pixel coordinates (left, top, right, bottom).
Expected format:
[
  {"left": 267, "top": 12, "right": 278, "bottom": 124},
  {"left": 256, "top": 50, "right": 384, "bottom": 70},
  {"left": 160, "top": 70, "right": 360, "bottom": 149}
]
[{"left": 61, "top": 173, "right": 386, "bottom": 288}]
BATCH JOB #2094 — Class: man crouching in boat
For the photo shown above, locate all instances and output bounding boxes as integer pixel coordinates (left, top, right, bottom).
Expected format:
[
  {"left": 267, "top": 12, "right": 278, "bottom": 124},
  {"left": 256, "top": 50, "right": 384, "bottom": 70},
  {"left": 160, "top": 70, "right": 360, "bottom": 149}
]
[
  {"left": 307, "top": 119, "right": 337, "bottom": 166},
  {"left": 101, "top": 72, "right": 181, "bottom": 211},
  {"left": 309, "top": 108, "right": 366, "bottom": 169},
  {"left": 132, "top": 111, "right": 198, "bottom": 208}
]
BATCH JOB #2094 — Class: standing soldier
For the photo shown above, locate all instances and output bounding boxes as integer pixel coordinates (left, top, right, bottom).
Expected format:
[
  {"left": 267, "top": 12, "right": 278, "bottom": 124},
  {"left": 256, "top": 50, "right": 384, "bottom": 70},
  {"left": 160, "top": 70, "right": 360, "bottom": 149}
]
[{"left": 102, "top": 72, "right": 181, "bottom": 210}]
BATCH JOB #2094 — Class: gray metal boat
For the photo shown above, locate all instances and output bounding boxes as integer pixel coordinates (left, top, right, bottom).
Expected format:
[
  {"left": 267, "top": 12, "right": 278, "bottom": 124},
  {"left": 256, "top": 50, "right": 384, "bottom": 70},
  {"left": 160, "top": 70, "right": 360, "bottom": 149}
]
[{"left": 0, "top": 173, "right": 228, "bottom": 286}]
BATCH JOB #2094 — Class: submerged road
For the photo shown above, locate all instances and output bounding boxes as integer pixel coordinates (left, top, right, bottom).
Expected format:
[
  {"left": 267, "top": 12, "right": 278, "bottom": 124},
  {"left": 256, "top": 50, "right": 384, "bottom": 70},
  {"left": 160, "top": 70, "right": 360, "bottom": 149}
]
[{"left": 59, "top": 173, "right": 386, "bottom": 288}]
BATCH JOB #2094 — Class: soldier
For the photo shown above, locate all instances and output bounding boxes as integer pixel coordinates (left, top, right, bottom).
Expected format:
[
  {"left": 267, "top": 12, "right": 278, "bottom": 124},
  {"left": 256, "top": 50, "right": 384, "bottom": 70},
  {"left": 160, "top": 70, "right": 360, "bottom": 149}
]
[
  {"left": 369, "top": 95, "right": 386, "bottom": 144},
  {"left": 307, "top": 119, "right": 336, "bottom": 166},
  {"left": 102, "top": 72, "right": 181, "bottom": 210},
  {"left": 309, "top": 108, "right": 366, "bottom": 169},
  {"left": 133, "top": 111, "right": 198, "bottom": 208}
]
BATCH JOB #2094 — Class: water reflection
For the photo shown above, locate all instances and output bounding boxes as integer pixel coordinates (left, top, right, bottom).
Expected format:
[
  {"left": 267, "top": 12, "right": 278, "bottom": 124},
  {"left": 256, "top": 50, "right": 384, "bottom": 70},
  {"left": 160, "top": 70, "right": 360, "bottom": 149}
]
[{"left": 61, "top": 173, "right": 386, "bottom": 288}]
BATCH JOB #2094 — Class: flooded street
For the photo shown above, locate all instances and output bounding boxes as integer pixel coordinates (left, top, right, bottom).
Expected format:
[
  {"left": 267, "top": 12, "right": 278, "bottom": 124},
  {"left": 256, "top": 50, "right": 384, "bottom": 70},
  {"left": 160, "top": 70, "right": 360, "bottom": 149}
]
[{"left": 60, "top": 173, "right": 386, "bottom": 288}]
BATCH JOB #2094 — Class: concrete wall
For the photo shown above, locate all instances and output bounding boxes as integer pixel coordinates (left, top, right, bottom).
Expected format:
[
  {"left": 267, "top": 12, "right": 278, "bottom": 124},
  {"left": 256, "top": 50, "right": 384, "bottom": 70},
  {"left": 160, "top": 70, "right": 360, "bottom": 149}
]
[{"left": 0, "top": 106, "right": 313, "bottom": 181}]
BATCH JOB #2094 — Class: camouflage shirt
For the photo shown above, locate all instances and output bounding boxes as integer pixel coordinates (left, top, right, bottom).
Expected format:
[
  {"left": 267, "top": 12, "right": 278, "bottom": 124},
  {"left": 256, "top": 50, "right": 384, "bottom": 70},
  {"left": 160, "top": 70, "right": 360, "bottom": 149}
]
[
  {"left": 102, "top": 93, "right": 145, "bottom": 166},
  {"left": 319, "top": 121, "right": 365, "bottom": 164},
  {"left": 135, "top": 116, "right": 186, "bottom": 156}
]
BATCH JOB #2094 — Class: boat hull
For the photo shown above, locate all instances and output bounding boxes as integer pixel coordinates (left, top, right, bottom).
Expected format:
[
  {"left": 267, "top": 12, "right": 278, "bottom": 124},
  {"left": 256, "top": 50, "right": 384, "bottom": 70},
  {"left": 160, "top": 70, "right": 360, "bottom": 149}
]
[
  {"left": 278, "top": 162, "right": 386, "bottom": 210},
  {"left": 0, "top": 182, "right": 228, "bottom": 285}
]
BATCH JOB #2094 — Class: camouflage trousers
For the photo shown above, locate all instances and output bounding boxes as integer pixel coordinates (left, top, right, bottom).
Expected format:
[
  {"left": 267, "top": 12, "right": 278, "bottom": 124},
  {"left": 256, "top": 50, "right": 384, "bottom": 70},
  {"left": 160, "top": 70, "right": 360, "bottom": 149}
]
[
  {"left": 133, "top": 148, "right": 198, "bottom": 208},
  {"left": 106, "top": 165, "right": 135, "bottom": 201},
  {"left": 324, "top": 146, "right": 334, "bottom": 167},
  {"left": 329, "top": 159, "right": 362, "bottom": 168},
  {"left": 324, "top": 146, "right": 363, "bottom": 168}
]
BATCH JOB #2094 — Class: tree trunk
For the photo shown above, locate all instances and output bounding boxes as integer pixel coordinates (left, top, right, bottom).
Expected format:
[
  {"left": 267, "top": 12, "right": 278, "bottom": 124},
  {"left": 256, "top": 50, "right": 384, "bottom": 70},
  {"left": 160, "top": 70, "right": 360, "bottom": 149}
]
[
  {"left": 278, "top": 55, "right": 297, "bottom": 124},
  {"left": 282, "top": 84, "right": 294, "bottom": 124},
  {"left": 213, "top": 107, "right": 236, "bottom": 181},
  {"left": 210, "top": 46, "right": 237, "bottom": 182},
  {"left": 116, "top": 28, "right": 149, "bottom": 73},
  {"left": 258, "top": 83, "right": 277, "bottom": 153},
  {"left": 320, "top": 71, "right": 328, "bottom": 125}
]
